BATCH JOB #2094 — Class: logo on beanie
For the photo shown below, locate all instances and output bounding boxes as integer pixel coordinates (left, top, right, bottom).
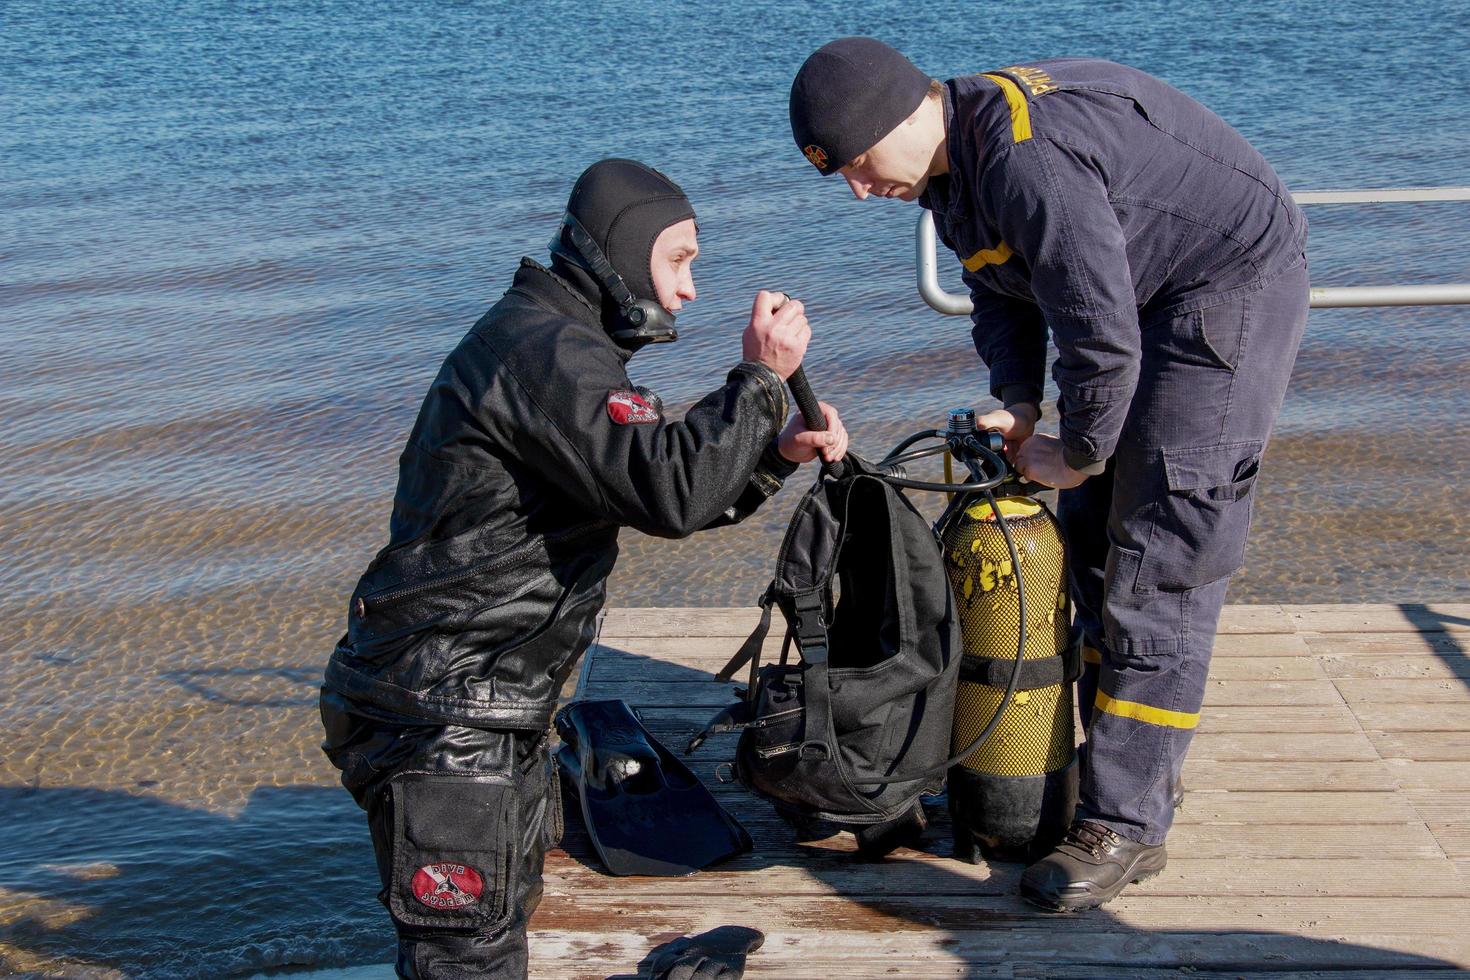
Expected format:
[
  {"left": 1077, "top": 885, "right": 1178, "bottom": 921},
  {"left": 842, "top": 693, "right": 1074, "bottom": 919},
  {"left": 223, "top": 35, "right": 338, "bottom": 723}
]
[
  {"left": 607, "top": 390, "right": 660, "bottom": 425},
  {"left": 411, "top": 862, "right": 484, "bottom": 909},
  {"left": 803, "top": 144, "right": 829, "bottom": 169}
]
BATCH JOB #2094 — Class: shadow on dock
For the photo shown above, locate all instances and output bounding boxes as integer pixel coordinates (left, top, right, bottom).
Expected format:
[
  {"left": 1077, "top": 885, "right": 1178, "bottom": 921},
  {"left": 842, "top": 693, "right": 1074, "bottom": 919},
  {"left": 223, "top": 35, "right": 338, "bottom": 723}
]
[{"left": 1399, "top": 602, "right": 1469, "bottom": 697}]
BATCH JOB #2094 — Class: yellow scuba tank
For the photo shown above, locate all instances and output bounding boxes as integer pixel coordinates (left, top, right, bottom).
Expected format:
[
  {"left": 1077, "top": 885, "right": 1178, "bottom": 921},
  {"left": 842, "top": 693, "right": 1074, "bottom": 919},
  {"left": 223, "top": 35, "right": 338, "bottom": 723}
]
[{"left": 939, "top": 475, "right": 1080, "bottom": 863}]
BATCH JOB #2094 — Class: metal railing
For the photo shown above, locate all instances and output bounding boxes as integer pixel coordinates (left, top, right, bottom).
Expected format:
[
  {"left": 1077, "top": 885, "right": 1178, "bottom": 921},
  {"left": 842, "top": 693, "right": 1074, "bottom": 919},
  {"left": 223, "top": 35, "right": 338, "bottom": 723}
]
[{"left": 916, "top": 186, "right": 1470, "bottom": 313}]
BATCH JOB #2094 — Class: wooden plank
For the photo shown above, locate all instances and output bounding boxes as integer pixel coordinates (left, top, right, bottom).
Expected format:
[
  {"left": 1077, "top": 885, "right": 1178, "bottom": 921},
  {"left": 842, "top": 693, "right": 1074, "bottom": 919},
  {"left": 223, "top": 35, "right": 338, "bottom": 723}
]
[
  {"left": 631, "top": 707, "right": 1372, "bottom": 758},
  {"left": 1422, "top": 824, "right": 1470, "bottom": 858},
  {"left": 1320, "top": 654, "right": 1470, "bottom": 680},
  {"left": 556, "top": 805, "right": 1438, "bottom": 861},
  {"left": 1286, "top": 603, "right": 1470, "bottom": 634},
  {"left": 1028, "top": 971, "right": 1468, "bottom": 980},
  {"left": 1405, "top": 793, "right": 1470, "bottom": 858},
  {"left": 600, "top": 607, "right": 762, "bottom": 638},
  {"left": 527, "top": 930, "right": 1470, "bottom": 977},
  {"left": 1348, "top": 702, "right": 1470, "bottom": 732},
  {"left": 591, "top": 636, "right": 779, "bottom": 659},
  {"left": 1211, "top": 631, "right": 1312, "bottom": 656},
  {"left": 589, "top": 677, "right": 1348, "bottom": 708},
  {"left": 621, "top": 701, "right": 1386, "bottom": 738},
  {"left": 1185, "top": 732, "right": 1378, "bottom": 762},
  {"left": 528, "top": 893, "right": 1470, "bottom": 935},
  {"left": 601, "top": 606, "right": 1315, "bottom": 638},
  {"left": 1306, "top": 632, "right": 1469, "bottom": 657},
  {"left": 535, "top": 893, "right": 1470, "bottom": 940},
  {"left": 1334, "top": 678, "right": 1470, "bottom": 704},
  {"left": 1025, "top": 971, "right": 1467, "bottom": 980},
  {"left": 1404, "top": 792, "right": 1470, "bottom": 825},
  {"left": 1370, "top": 732, "right": 1470, "bottom": 761},
  {"left": 588, "top": 651, "right": 1326, "bottom": 683},
  {"left": 652, "top": 779, "right": 1418, "bottom": 828},
  {"left": 544, "top": 856, "right": 1465, "bottom": 898},
  {"left": 1216, "top": 604, "right": 1293, "bottom": 633},
  {"left": 591, "top": 630, "right": 1319, "bottom": 662},
  {"left": 1194, "top": 704, "right": 1360, "bottom": 733},
  {"left": 1180, "top": 760, "right": 1395, "bottom": 792},
  {"left": 648, "top": 711, "right": 1372, "bottom": 763},
  {"left": 1168, "top": 790, "right": 1420, "bottom": 825},
  {"left": 598, "top": 604, "right": 1470, "bottom": 639},
  {"left": 1386, "top": 761, "right": 1470, "bottom": 791}
]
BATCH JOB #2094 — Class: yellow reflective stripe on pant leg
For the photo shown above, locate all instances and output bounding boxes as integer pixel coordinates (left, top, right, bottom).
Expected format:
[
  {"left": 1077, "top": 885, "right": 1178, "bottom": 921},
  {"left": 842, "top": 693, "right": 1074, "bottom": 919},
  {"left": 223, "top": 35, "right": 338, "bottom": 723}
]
[
  {"left": 1095, "top": 690, "right": 1200, "bottom": 730},
  {"left": 982, "top": 73, "right": 1033, "bottom": 143}
]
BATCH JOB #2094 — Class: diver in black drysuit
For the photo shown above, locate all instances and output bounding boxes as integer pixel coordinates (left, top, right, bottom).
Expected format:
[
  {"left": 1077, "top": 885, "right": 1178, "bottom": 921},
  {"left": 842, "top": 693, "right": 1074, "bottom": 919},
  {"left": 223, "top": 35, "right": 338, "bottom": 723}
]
[{"left": 320, "top": 159, "right": 839, "bottom": 978}]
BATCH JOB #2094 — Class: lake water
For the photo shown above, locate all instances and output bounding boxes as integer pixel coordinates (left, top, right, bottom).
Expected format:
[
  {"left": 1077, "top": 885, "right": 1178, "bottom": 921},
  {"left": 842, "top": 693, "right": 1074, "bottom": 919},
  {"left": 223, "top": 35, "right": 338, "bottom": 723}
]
[{"left": 2, "top": 1, "right": 1467, "bottom": 975}]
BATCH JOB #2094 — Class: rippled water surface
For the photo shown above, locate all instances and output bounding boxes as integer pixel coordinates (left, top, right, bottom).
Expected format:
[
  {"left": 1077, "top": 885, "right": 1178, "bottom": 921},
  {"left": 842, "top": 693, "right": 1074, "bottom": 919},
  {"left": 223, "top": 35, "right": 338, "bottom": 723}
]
[{"left": 2, "top": 1, "right": 1467, "bottom": 975}]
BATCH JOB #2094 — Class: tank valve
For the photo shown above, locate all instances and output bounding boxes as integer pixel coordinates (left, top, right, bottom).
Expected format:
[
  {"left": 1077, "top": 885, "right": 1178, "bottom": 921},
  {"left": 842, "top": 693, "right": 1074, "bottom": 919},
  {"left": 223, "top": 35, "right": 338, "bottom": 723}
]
[{"left": 948, "top": 407, "right": 976, "bottom": 436}]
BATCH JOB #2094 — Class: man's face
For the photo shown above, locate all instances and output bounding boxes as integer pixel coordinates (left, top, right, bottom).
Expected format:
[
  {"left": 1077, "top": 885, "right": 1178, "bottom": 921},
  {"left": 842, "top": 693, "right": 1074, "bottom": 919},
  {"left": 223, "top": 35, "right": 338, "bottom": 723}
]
[
  {"left": 650, "top": 218, "right": 699, "bottom": 312},
  {"left": 838, "top": 113, "right": 933, "bottom": 202}
]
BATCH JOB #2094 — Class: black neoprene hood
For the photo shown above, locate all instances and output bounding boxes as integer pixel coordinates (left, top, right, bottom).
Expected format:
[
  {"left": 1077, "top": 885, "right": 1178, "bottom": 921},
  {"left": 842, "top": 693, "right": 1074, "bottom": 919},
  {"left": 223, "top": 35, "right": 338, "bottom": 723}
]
[{"left": 560, "top": 158, "right": 695, "bottom": 304}]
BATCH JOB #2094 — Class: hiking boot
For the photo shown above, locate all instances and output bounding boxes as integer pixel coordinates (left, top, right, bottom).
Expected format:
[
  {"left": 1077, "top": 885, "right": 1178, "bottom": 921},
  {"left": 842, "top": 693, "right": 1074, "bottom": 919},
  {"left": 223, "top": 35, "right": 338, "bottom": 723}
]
[{"left": 1019, "top": 820, "right": 1167, "bottom": 912}]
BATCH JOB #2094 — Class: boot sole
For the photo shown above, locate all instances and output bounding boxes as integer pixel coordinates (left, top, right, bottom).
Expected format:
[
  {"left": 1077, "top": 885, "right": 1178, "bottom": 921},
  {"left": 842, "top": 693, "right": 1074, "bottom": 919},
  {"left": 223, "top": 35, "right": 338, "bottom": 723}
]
[{"left": 1020, "top": 853, "right": 1167, "bottom": 913}]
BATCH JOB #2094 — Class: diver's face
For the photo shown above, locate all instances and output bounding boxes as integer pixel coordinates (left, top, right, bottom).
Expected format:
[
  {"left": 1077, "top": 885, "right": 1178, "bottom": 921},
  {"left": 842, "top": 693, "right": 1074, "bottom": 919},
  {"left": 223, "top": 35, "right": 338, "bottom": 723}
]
[
  {"left": 838, "top": 111, "right": 933, "bottom": 202},
  {"left": 650, "top": 218, "right": 699, "bottom": 312}
]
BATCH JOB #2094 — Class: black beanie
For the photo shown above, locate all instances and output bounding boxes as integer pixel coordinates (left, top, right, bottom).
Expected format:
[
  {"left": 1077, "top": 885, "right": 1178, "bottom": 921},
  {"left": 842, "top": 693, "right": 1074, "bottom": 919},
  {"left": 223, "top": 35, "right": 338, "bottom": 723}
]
[
  {"left": 789, "top": 37, "right": 933, "bottom": 176},
  {"left": 559, "top": 158, "right": 695, "bottom": 304}
]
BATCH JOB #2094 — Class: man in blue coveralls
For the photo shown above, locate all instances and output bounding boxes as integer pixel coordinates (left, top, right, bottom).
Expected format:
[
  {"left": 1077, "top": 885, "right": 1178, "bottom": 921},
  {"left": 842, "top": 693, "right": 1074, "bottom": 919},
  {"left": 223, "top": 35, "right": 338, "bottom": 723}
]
[{"left": 789, "top": 38, "right": 1309, "bottom": 911}]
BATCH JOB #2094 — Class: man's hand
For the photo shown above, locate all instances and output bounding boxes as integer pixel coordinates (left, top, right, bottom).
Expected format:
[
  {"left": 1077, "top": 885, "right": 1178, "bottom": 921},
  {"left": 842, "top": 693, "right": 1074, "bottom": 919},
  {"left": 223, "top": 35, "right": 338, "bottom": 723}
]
[
  {"left": 976, "top": 403, "right": 1039, "bottom": 458},
  {"left": 743, "top": 290, "right": 810, "bottom": 380},
  {"left": 1012, "top": 433, "right": 1089, "bottom": 489},
  {"left": 778, "top": 401, "right": 848, "bottom": 464}
]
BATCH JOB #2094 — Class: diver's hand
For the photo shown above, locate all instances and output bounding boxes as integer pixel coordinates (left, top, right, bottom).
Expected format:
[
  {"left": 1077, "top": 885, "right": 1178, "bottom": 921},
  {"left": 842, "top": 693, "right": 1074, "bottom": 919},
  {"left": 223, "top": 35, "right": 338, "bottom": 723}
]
[
  {"left": 1013, "top": 433, "right": 1088, "bottom": 489},
  {"left": 743, "top": 290, "right": 809, "bottom": 380},
  {"left": 778, "top": 401, "right": 848, "bottom": 464},
  {"left": 976, "top": 403, "right": 1039, "bottom": 458}
]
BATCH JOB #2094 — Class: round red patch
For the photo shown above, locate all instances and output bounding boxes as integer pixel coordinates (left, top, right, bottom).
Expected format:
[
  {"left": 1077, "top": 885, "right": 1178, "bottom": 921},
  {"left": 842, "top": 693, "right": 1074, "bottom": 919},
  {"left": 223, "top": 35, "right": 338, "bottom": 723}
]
[
  {"left": 411, "top": 862, "right": 484, "bottom": 909},
  {"left": 607, "top": 389, "right": 659, "bottom": 425},
  {"left": 803, "top": 144, "right": 829, "bottom": 169}
]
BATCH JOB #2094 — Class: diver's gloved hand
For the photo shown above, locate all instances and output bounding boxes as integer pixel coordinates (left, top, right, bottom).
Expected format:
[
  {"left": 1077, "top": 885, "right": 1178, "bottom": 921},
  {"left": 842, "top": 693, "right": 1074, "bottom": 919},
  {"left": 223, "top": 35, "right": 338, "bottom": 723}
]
[{"left": 636, "top": 925, "right": 765, "bottom": 979}]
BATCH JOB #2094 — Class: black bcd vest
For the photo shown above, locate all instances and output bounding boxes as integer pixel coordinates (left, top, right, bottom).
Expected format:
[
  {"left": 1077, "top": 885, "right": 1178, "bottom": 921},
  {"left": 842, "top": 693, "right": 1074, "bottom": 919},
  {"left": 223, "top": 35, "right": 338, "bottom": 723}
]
[{"left": 689, "top": 455, "right": 961, "bottom": 825}]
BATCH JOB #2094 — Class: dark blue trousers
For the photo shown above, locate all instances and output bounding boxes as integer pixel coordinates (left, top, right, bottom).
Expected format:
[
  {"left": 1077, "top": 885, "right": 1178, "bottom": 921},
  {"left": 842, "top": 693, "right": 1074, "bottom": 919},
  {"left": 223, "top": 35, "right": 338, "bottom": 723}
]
[{"left": 1060, "top": 260, "right": 1309, "bottom": 845}]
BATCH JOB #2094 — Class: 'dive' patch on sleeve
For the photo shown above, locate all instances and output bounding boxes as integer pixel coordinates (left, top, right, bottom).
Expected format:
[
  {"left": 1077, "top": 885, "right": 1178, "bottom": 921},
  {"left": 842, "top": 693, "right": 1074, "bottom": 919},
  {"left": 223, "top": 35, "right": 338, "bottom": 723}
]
[{"left": 606, "top": 389, "right": 660, "bottom": 425}]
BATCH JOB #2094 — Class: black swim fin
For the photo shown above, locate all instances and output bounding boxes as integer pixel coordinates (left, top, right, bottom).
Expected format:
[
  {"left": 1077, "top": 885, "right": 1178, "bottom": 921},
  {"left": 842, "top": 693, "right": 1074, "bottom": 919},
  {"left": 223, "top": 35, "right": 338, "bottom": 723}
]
[{"left": 554, "top": 698, "right": 752, "bottom": 876}]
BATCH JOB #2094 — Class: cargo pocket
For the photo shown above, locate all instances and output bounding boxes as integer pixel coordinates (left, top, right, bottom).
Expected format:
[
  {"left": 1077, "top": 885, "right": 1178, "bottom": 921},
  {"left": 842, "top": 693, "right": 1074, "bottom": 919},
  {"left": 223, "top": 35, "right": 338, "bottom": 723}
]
[
  {"left": 1137, "top": 440, "right": 1264, "bottom": 592},
  {"left": 386, "top": 772, "right": 517, "bottom": 932}
]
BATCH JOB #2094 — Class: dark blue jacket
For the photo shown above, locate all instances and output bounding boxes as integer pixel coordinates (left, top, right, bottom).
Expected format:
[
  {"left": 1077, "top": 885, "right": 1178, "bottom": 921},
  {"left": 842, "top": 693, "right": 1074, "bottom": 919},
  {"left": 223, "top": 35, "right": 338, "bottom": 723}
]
[{"left": 920, "top": 59, "right": 1307, "bottom": 467}]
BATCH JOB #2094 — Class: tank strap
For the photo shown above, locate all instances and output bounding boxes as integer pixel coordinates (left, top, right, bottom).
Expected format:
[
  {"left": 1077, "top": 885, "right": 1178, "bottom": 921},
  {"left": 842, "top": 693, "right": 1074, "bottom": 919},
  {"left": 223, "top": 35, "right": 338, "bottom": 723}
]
[{"left": 957, "top": 634, "right": 1083, "bottom": 691}]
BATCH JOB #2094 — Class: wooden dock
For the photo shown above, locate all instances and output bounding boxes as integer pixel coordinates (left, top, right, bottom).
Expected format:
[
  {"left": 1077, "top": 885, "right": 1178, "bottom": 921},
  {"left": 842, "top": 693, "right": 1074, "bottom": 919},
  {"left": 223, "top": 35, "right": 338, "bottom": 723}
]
[{"left": 529, "top": 603, "right": 1470, "bottom": 978}]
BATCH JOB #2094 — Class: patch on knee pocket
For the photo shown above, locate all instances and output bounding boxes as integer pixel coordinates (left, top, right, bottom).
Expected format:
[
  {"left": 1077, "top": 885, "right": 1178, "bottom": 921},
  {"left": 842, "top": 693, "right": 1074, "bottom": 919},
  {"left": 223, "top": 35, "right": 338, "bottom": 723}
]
[{"left": 388, "top": 773, "right": 517, "bottom": 930}]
